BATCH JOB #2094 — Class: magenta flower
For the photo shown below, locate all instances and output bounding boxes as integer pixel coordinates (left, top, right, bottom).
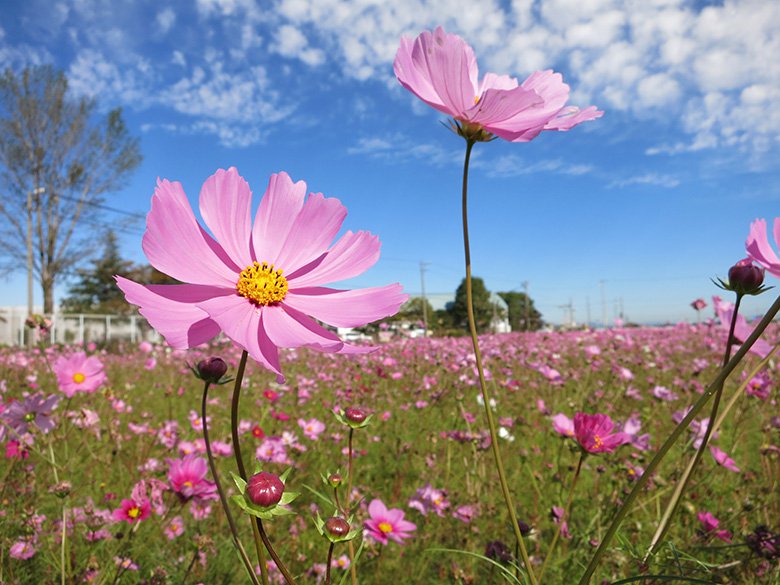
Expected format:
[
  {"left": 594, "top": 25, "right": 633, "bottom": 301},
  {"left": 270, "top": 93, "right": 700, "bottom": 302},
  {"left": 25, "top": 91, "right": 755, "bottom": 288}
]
[
  {"left": 394, "top": 26, "right": 602, "bottom": 142},
  {"left": 709, "top": 446, "right": 740, "bottom": 473},
  {"left": 167, "top": 454, "right": 218, "bottom": 502},
  {"left": 746, "top": 218, "right": 780, "bottom": 278},
  {"left": 116, "top": 168, "right": 407, "bottom": 380},
  {"left": 364, "top": 499, "right": 416, "bottom": 545},
  {"left": 691, "top": 298, "right": 707, "bottom": 311},
  {"left": 113, "top": 497, "right": 151, "bottom": 523},
  {"left": 573, "top": 412, "right": 630, "bottom": 454},
  {"left": 53, "top": 352, "right": 107, "bottom": 397},
  {"left": 697, "top": 511, "right": 732, "bottom": 542}
]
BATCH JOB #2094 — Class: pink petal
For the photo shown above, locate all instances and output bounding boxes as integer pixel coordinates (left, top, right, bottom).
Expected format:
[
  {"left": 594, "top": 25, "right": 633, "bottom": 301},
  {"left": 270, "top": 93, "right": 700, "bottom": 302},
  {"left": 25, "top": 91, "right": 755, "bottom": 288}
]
[
  {"left": 115, "top": 277, "right": 225, "bottom": 348},
  {"left": 251, "top": 172, "right": 307, "bottom": 266},
  {"left": 394, "top": 35, "right": 448, "bottom": 113},
  {"left": 478, "top": 72, "right": 519, "bottom": 94},
  {"left": 368, "top": 499, "right": 388, "bottom": 518},
  {"left": 199, "top": 168, "right": 254, "bottom": 269},
  {"left": 262, "top": 304, "right": 344, "bottom": 351},
  {"left": 545, "top": 105, "right": 604, "bottom": 131},
  {"left": 467, "top": 85, "right": 544, "bottom": 128},
  {"left": 284, "top": 285, "right": 407, "bottom": 328},
  {"left": 141, "top": 179, "right": 238, "bottom": 286},
  {"left": 195, "top": 295, "right": 282, "bottom": 377},
  {"left": 746, "top": 218, "right": 780, "bottom": 277},
  {"left": 273, "top": 192, "right": 347, "bottom": 274},
  {"left": 286, "top": 230, "right": 380, "bottom": 287}
]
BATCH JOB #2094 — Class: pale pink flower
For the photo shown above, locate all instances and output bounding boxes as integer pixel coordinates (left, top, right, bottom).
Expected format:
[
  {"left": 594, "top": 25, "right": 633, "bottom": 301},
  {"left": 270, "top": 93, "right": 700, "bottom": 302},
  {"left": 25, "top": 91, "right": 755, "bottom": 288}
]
[
  {"left": 53, "top": 352, "right": 106, "bottom": 397},
  {"left": 712, "top": 296, "right": 772, "bottom": 358},
  {"left": 408, "top": 484, "right": 450, "bottom": 517},
  {"left": 117, "top": 168, "right": 407, "bottom": 380},
  {"left": 710, "top": 446, "right": 740, "bottom": 473},
  {"left": 298, "top": 417, "right": 325, "bottom": 441},
  {"left": 394, "top": 27, "right": 601, "bottom": 142},
  {"left": 551, "top": 413, "right": 575, "bottom": 437},
  {"left": 746, "top": 218, "right": 780, "bottom": 278},
  {"left": 9, "top": 539, "right": 36, "bottom": 560},
  {"left": 364, "top": 499, "right": 416, "bottom": 545},
  {"left": 164, "top": 516, "right": 185, "bottom": 540}
]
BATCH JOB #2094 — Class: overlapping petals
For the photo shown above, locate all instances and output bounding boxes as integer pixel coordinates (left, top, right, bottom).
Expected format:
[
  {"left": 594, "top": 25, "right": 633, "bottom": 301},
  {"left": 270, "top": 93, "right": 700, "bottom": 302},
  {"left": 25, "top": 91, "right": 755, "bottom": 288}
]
[
  {"left": 746, "top": 218, "right": 780, "bottom": 278},
  {"left": 394, "top": 26, "right": 602, "bottom": 142},
  {"left": 117, "top": 167, "right": 407, "bottom": 380}
]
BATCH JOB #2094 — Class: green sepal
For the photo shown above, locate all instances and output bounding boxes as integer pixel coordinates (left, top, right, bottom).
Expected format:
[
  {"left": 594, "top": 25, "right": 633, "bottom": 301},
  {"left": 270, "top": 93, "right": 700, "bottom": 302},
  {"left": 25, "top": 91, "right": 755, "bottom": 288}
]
[
  {"left": 279, "top": 467, "right": 293, "bottom": 484},
  {"left": 230, "top": 472, "right": 247, "bottom": 495}
]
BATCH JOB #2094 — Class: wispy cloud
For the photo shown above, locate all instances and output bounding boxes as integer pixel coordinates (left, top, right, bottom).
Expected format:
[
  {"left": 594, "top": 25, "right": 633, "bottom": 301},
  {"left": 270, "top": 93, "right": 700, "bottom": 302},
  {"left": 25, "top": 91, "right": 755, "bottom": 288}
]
[
  {"left": 347, "top": 135, "right": 460, "bottom": 167},
  {"left": 475, "top": 154, "right": 593, "bottom": 178},
  {"left": 608, "top": 173, "right": 680, "bottom": 189}
]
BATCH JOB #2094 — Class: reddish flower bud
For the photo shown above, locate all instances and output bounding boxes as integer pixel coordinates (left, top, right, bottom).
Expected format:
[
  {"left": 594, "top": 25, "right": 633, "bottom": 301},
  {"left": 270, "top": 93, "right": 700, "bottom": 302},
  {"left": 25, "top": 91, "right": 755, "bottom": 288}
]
[
  {"left": 728, "top": 258, "right": 765, "bottom": 294},
  {"left": 328, "top": 473, "right": 343, "bottom": 487},
  {"left": 324, "top": 516, "right": 350, "bottom": 538},
  {"left": 246, "top": 471, "right": 284, "bottom": 507},
  {"left": 197, "top": 357, "right": 228, "bottom": 383},
  {"left": 344, "top": 407, "right": 367, "bottom": 424}
]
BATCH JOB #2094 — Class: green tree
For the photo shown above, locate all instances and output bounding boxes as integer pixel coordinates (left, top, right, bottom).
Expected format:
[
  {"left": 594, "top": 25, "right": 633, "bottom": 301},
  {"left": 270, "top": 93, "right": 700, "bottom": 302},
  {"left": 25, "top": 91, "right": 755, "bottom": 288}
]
[
  {"left": 0, "top": 66, "right": 142, "bottom": 313},
  {"left": 449, "top": 276, "right": 495, "bottom": 333},
  {"left": 395, "top": 296, "right": 435, "bottom": 326},
  {"left": 61, "top": 230, "right": 134, "bottom": 314},
  {"left": 498, "top": 291, "right": 544, "bottom": 331}
]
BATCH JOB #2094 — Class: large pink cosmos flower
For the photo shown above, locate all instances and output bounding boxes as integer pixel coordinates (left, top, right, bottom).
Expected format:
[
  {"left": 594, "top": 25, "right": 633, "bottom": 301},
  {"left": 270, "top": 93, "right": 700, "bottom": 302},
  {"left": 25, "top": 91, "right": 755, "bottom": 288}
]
[
  {"left": 53, "top": 352, "right": 107, "bottom": 398},
  {"left": 364, "top": 499, "right": 416, "bottom": 545},
  {"left": 116, "top": 168, "right": 407, "bottom": 380},
  {"left": 746, "top": 218, "right": 780, "bottom": 278},
  {"left": 394, "top": 26, "right": 602, "bottom": 142},
  {"left": 573, "top": 412, "right": 630, "bottom": 454},
  {"left": 167, "top": 454, "right": 218, "bottom": 502}
]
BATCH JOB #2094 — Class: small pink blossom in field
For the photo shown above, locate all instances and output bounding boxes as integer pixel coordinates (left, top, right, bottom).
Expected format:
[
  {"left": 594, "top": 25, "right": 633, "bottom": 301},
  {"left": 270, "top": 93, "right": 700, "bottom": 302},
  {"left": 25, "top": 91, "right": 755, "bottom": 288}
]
[
  {"left": 114, "top": 557, "right": 138, "bottom": 571},
  {"left": 251, "top": 425, "right": 266, "bottom": 439},
  {"left": 144, "top": 357, "right": 157, "bottom": 370},
  {"left": 54, "top": 352, "right": 106, "bottom": 397},
  {"left": 263, "top": 389, "right": 279, "bottom": 402},
  {"left": 710, "top": 446, "right": 740, "bottom": 473},
  {"left": 537, "top": 364, "right": 562, "bottom": 383},
  {"left": 584, "top": 345, "right": 601, "bottom": 357},
  {"left": 116, "top": 167, "right": 406, "bottom": 381},
  {"left": 691, "top": 298, "right": 707, "bottom": 311},
  {"left": 621, "top": 414, "right": 651, "bottom": 451},
  {"left": 138, "top": 341, "right": 153, "bottom": 353},
  {"left": 652, "top": 386, "right": 678, "bottom": 401},
  {"left": 746, "top": 217, "right": 780, "bottom": 278},
  {"left": 211, "top": 440, "right": 233, "bottom": 457},
  {"left": 408, "top": 484, "right": 450, "bottom": 517},
  {"left": 4, "top": 392, "right": 60, "bottom": 434},
  {"left": 331, "top": 554, "right": 350, "bottom": 570},
  {"left": 298, "top": 417, "right": 325, "bottom": 440},
  {"left": 9, "top": 539, "right": 36, "bottom": 559},
  {"left": 536, "top": 399, "right": 549, "bottom": 414},
  {"left": 551, "top": 506, "right": 572, "bottom": 539},
  {"left": 712, "top": 296, "right": 773, "bottom": 358},
  {"left": 617, "top": 367, "right": 634, "bottom": 381},
  {"left": 364, "top": 499, "right": 416, "bottom": 545},
  {"left": 573, "top": 413, "right": 630, "bottom": 454},
  {"left": 551, "top": 413, "right": 575, "bottom": 437},
  {"left": 453, "top": 504, "right": 478, "bottom": 523},
  {"left": 113, "top": 498, "right": 151, "bottom": 523},
  {"left": 394, "top": 27, "right": 601, "bottom": 142},
  {"left": 168, "top": 454, "right": 218, "bottom": 502},
  {"left": 697, "top": 511, "right": 732, "bottom": 542},
  {"left": 164, "top": 516, "right": 185, "bottom": 540},
  {"left": 746, "top": 373, "right": 771, "bottom": 400},
  {"left": 256, "top": 437, "right": 290, "bottom": 464},
  {"left": 5, "top": 440, "right": 30, "bottom": 460}
]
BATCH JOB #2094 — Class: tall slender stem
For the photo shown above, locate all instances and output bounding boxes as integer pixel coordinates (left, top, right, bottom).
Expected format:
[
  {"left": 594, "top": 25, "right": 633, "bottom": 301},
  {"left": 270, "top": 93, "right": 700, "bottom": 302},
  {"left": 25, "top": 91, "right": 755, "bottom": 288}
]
[
  {"left": 646, "top": 294, "right": 743, "bottom": 557},
  {"left": 325, "top": 542, "right": 335, "bottom": 585},
  {"left": 230, "top": 351, "right": 296, "bottom": 585},
  {"left": 460, "top": 139, "right": 538, "bottom": 585},
  {"left": 538, "top": 451, "right": 585, "bottom": 582},
  {"left": 345, "top": 428, "right": 358, "bottom": 585},
  {"left": 578, "top": 293, "right": 780, "bottom": 584},
  {"left": 202, "top": 380, "right": 261, "bottom": 585}
]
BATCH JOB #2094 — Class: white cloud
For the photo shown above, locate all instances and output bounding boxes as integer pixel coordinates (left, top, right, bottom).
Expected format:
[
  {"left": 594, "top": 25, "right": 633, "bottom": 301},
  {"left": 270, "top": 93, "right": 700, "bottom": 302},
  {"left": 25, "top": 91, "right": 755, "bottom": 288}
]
[
  {"left": 475, "top": 155, "right": 594, "bottom": 178},
  {"left": 156, "top": 8, "right": 176, "bottom": 35},
  {"left": 273, "top": 24, "right": 324, "bottom": 66},
  {"left": 609, "top": 173, "right": 680, "bottom": 189}
]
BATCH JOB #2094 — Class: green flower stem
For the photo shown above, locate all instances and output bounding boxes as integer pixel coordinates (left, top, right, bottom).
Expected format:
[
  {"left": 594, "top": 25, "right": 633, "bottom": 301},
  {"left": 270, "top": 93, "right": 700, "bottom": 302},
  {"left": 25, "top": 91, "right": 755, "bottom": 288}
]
[
  {"left": 230, "top": 351, "right": 296, "bottom": 585},
  {"left": 460, "top": 138, "right": 538, "bottom": 585},
  {"left": 577, "top": 293, "right": 780, "bottom": 585},
  {"left": 202, "top": 379, "right": 261, "bottom": 585},
  {"left": 325, "top": 542, "right": 335, "bottom": 585},
  {"left": 645, "top": 293, "right": 743, "bottom": 558},
  {"left": 538, "top": 451, "right": 585, "bottom": 583}
]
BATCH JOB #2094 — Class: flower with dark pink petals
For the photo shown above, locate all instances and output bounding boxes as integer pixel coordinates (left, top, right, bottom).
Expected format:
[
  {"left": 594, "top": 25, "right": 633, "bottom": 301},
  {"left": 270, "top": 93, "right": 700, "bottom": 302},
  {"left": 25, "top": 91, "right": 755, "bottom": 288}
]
[
  {"left": 573, "top": 412, "right": 630, "bottom": 454},
  {"left": 364, "top": 499, "right": 416, "bottom": 545}
]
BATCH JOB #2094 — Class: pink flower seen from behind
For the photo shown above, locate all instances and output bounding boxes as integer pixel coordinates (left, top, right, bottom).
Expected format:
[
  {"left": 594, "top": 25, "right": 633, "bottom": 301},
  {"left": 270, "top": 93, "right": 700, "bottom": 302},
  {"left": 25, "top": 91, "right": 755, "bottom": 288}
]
[
  {"left": 394, "top": 26, "right": 602, "bottom": 142},
  {"left": 117, "top": 168, "right": 407, "bottom": 381}
]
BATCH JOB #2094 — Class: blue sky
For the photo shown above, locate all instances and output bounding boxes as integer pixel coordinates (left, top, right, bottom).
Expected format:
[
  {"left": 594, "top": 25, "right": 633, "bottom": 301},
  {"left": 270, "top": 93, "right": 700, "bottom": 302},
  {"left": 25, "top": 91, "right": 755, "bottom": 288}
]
[{"left": 1, "top": 0, "right": 779, "bottom": 325}]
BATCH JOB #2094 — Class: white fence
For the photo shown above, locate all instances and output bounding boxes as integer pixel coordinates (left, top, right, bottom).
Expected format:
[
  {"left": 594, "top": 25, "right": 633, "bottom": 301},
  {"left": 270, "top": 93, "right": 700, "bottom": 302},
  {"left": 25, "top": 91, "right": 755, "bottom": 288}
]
[{"left": 0, "top": 307, "right": 160, "bottom": 346}]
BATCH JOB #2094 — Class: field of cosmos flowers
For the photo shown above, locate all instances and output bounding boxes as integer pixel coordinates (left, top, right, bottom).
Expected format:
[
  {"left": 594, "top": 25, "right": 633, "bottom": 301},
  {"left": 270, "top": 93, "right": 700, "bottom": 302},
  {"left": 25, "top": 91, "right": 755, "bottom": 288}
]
[{"left": 3, "top": 24, "right": 780, "bottom": 585}]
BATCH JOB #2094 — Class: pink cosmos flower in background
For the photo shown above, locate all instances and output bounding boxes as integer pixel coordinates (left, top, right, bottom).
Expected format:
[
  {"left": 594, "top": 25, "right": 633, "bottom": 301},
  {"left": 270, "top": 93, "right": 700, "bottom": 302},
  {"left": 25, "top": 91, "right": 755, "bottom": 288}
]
[
  {"left": 746, "top": 218, "right": 780, "bottom": 278},
  {"left": 9, "top": 539, "right": 36, "bottom": 560},
  {"left": 394, "top": 26, "right": 602, "bottom": 142},
  {"left": 113, "top": 497, "right": 151, "bottom": 523},
  {"left": 551, "top": 413, "right": 575, "bottom": 437},
  {"left": 573, "top": 412, "right": 630, "bottom": 454},
  {"left": 710, "top": 446, "right": 740, "bottom": 473},
  {"left": 697, "top": 511, "right": 732, "bottom": 542},
  {"left": 53, "top": 352, "right": 107, "bottom": 397},
  {"left": 364, "top": 499, "right": 416, "bottom": 545},
  {"left": 298, "top": 417, "right": 325, "bottom": 441},
  {"left": 167, "top": 454, "right": 218, "bottom": 502},
  {"left": 116, "top": 168, "right": 407, "bottom": 380},
  {"left": 408, "top": 484, "right": 450, "bottom": 517},
  {"left": 712, "top": 296, "right": 772, "bottom": 358},
  {"left": 690, "top": 298, "right": 707, "bottom": 311}
]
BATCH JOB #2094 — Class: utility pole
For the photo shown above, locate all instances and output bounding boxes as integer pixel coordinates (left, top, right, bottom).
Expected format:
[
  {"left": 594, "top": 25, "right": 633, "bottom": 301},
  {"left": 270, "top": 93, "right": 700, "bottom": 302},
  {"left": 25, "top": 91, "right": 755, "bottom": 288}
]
[
  {"left": 522, "top": 280, "right": 529, "bottom": 331},
  {"left": 600, "top": 279, "right": 607, "bottom": 328},
  {"left": 419, "top": 261, "right": 429, "bottom": 336}
]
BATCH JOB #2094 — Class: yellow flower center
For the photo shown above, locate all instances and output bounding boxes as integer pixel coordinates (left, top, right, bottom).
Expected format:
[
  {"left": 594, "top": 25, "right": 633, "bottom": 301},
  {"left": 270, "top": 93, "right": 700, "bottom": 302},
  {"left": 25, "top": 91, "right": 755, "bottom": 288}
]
[
  {"left": 72, "top": 372, "right": 86, "bottom": 384},
  {"left": 236, "top": 262, "right": 288, "bottom": 306},
  {"left": 593, "top": 434, "right": 604, "bottom": 449},
  {"left": 183, "top": 481, "right": 193, "bottom": 488},
  {"left": 127, "top": 507, "right": 140, "bottom": 519},
  {"left": 474, "top": 94, "right": 480, "bottom": 104},
  {"left": 378, "top": 522, "right": 393, "bottom": 534}
]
